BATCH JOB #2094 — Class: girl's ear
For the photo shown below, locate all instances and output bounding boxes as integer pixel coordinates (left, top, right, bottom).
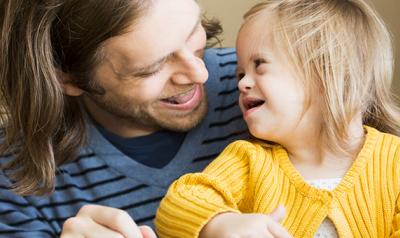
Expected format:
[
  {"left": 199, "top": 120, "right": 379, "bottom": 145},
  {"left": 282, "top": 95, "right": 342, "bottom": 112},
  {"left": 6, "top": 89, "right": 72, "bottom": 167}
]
[{"left": 57, "top": 69, "right": 84, "bottom": 96}]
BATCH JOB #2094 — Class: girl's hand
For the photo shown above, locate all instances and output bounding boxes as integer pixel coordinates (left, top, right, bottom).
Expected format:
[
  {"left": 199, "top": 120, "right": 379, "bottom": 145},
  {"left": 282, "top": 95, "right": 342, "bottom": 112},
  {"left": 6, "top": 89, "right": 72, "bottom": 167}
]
[
  {"left": 60, "top": 204, "right": 157, "bottom": 238},
  {"left": 200, "top": 205, "right": 292, "bottom": 238}
]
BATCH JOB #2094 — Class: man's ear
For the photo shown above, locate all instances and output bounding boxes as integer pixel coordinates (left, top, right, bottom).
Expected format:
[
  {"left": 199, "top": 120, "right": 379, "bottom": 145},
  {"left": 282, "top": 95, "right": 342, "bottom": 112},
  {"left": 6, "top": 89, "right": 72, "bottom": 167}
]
[{"left": 57, "top": 69, "right": 84, "bottom": 96}]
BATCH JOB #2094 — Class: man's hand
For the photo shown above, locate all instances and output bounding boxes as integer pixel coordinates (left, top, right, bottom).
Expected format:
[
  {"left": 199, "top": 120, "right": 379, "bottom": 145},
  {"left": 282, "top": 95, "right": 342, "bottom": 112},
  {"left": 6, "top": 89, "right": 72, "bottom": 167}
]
[
  {"left": 199, "top": 205, "right": 292, "bottom": 238},
  {"left": 60, "top": 204, "right": 157, "bottom": 238}
]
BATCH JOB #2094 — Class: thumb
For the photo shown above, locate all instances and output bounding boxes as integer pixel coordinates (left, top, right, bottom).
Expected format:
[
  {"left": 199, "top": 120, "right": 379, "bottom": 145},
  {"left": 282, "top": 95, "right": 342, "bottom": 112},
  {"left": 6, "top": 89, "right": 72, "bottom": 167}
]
[
  {"left": 139, "top": 226, "right": 157, "bottom": 238},
  {"left": 270, "top": 205, "right": 286, "bottom": 222}
]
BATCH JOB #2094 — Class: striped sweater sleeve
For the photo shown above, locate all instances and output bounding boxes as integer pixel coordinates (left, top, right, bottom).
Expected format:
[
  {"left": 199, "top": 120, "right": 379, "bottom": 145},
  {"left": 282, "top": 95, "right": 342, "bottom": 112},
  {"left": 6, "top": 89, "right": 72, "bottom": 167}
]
[
  {"left": 155, "top": 140, "right": 254, "bottom": 238},
  {"left": 0, "top": 174, "right": 56, "bottom": 238}
]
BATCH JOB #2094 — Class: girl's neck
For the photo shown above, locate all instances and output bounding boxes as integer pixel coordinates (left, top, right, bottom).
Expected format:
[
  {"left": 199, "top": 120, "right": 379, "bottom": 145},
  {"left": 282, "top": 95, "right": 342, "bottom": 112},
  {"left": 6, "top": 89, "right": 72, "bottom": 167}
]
[{"left": 284, "top": 117, "right": 365, "bottom": 179}]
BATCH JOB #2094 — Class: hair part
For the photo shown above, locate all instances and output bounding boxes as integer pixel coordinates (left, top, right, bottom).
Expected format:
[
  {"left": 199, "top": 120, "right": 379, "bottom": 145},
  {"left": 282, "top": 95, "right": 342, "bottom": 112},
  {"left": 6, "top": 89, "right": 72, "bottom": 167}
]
[{"left": 243, "top": 0, "right": 400, "bottom": 154}]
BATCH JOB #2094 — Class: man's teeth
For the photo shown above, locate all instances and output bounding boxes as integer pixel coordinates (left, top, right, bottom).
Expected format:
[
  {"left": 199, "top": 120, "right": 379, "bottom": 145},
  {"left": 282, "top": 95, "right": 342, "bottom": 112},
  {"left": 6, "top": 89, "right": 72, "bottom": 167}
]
[
  {"left": 169, "top": 90, "right": 192, "bottom": 99},
  {"left": 163, "top": 98, "right": 179, "bottom": 104},
  {"left": 163, "top": 89, "right": 193, "bottom": 104}
]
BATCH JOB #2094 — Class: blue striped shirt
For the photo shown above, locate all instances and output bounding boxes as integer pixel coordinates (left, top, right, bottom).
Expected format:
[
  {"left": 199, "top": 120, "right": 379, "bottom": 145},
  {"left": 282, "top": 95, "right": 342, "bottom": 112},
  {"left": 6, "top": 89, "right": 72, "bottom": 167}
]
[{"left": 0, "top": 48, "right": 248, "bottom": 237}]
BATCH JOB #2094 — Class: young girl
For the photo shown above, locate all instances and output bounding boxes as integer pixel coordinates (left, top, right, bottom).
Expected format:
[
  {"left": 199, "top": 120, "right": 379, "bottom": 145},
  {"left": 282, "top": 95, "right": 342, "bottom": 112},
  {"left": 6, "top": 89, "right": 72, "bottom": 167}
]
[{"left": 155, "top": 0, "right": 400, "bottom": 237}]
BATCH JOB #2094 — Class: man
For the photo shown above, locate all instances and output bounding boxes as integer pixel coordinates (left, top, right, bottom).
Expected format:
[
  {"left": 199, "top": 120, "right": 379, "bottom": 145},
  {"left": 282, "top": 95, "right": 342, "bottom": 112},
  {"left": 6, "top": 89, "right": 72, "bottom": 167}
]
[{"left": 0, "top": 0, "right": 247, "bottom": 237}]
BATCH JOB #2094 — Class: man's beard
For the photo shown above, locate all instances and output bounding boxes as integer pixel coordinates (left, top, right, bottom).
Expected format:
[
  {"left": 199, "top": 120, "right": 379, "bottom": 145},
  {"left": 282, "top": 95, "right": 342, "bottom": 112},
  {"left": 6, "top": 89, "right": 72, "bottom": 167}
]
[{"left": 85, "top": 92, "right": 208, "bottom": 132}]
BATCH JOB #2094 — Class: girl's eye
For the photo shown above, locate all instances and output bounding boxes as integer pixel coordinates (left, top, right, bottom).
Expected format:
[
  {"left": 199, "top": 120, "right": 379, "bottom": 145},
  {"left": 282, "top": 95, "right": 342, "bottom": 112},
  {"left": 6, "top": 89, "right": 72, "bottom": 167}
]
[
  {"left": 254, "top": 58, "right": 266, "bottom": 68},
  {"left": 236, "top": 72, "right": 245, "bottom": 80}
]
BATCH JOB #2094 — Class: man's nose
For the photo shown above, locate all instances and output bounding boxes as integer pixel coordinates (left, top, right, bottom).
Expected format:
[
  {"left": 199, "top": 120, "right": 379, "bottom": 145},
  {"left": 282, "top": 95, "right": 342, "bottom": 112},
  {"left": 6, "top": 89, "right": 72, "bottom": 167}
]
[{"left": 170, "top": 49, "right": 208, "bottom": 85}]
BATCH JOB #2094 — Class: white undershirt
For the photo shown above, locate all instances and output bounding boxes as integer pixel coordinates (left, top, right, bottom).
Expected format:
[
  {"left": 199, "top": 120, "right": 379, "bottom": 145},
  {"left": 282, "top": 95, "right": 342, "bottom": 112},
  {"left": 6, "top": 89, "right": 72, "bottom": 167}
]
[{"left": 306, "top": 178, "right": 341, "bottom": 238}]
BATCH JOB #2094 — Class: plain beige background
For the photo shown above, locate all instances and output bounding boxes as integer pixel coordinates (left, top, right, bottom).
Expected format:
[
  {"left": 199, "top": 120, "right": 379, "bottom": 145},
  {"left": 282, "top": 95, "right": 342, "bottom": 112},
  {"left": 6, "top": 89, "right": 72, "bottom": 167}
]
[{"left": 198, "top": 0, "right": 400, "bottom": 94}]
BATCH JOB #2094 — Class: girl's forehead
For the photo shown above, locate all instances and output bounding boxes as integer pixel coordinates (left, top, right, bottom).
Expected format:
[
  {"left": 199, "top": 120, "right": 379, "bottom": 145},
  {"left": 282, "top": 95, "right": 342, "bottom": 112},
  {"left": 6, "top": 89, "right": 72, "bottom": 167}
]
[
  {"left": 237, "top": 19, "right": 275, "bottom": 54},
  {"left": 240, "top": 14, "right": 276, "bottom": 41}
]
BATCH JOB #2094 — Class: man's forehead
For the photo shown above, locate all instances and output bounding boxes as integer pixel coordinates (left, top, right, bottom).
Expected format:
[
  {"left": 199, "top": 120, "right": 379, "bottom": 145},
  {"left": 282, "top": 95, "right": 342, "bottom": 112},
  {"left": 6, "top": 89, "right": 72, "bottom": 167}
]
[{"left": 100, "top": 0, "right": 201, "bottom": 74}]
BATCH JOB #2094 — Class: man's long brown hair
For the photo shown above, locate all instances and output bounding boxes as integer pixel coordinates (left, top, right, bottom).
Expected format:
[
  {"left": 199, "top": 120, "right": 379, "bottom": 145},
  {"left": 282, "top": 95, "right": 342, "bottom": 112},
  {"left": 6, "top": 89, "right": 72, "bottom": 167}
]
[{"left": 0, "top": 0, "right": 222, "bottom": 196}]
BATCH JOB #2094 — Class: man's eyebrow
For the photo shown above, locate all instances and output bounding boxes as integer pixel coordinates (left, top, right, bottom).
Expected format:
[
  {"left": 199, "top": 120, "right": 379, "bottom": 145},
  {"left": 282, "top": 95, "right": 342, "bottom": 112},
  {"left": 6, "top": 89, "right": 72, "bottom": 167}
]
[
  {"left": 109, "top": 55, "right": 168, "bottom": 78},
  {"left": 131, "top": 57, "right": 168, "bottom": 76}
]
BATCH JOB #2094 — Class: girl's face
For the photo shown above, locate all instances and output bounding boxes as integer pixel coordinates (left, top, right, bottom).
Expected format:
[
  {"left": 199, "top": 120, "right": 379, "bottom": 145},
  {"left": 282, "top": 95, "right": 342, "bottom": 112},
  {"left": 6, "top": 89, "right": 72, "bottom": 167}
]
[{"left": 236, "top": 18, "right": 323, "bottom": 146}]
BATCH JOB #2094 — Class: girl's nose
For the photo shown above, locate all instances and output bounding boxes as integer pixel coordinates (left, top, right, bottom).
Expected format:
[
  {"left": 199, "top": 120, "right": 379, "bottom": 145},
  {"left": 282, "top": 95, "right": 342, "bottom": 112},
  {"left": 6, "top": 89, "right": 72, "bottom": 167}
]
[{"left": 238, "top": 74, "right": 254, "bottom": 93}]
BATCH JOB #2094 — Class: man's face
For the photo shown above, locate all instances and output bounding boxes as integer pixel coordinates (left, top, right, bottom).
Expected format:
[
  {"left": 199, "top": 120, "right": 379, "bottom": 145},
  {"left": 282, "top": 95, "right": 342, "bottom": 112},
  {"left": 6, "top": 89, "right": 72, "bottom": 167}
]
[{"left": 83, "top": 0, "right": 208, "bottom": 136}]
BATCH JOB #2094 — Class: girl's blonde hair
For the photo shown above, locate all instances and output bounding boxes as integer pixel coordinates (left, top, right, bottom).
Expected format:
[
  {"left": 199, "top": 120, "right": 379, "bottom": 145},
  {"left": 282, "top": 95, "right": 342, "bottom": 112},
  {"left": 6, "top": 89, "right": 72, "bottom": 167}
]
[{"left": 244, "top": 0, "right": 400, "bottom": 153}]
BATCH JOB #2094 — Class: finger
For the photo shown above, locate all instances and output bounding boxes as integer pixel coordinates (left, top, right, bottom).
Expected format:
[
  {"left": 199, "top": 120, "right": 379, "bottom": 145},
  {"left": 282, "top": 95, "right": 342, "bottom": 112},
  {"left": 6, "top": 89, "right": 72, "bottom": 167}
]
[
  {"left": 60, "top": 232, "right": 85, "bottom": 238},
  {"left": 267, "top": 222, "right": 292, "bottom": 238},
  {"left": 139, "top": 226, "right": 157, "bottom": 238},
  {"left": 263, "top": 231, "right": 274, "bottom": 238},
  {"left": 60, "top": 234, "right": 84, "bottom": 238},
  {"left": 77, "top": 204, "right": 143, "bottom": 238},
  {"left": 62, "top": 216, "right": 125, "bottom": 238},
  {"left": 61, "top": 217, "right": 86, "bottom": 238},
  {"left": 270, "top": 205, "right": 286, "bottom": 222}
]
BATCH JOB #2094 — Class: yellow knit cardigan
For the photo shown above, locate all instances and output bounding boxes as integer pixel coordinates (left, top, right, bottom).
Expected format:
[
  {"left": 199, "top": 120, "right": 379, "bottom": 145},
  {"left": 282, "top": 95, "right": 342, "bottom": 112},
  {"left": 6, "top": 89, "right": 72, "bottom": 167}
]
[{"left": 156, "top": 127, "right": 400, "bottom": 237}]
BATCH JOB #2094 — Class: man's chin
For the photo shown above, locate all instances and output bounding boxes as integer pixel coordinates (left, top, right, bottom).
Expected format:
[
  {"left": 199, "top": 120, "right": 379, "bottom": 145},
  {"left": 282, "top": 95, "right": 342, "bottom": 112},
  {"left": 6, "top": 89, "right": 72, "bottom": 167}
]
[
  {"left": 159, "top": 117, "right": 203, "bottom": 132},
  {"left": 154, "top": 97, "right": 208, "bottom": 132}
]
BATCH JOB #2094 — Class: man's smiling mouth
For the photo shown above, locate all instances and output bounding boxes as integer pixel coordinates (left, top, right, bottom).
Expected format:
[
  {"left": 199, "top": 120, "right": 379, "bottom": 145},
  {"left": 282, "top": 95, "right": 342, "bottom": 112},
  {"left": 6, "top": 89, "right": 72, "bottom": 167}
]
[
  {"left": 161, "top": 87, "right": 197, "bottom": 105},
  {"left": 158, "top": 85, "right": 203, "bottom": 111}
]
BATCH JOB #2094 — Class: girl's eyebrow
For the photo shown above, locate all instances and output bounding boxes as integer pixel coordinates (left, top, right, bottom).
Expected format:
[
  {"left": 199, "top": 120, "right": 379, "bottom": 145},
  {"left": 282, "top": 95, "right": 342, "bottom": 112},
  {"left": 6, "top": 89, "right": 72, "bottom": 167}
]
[{"left": 250, "top": 52, "right": 272, "bottom": 63}]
